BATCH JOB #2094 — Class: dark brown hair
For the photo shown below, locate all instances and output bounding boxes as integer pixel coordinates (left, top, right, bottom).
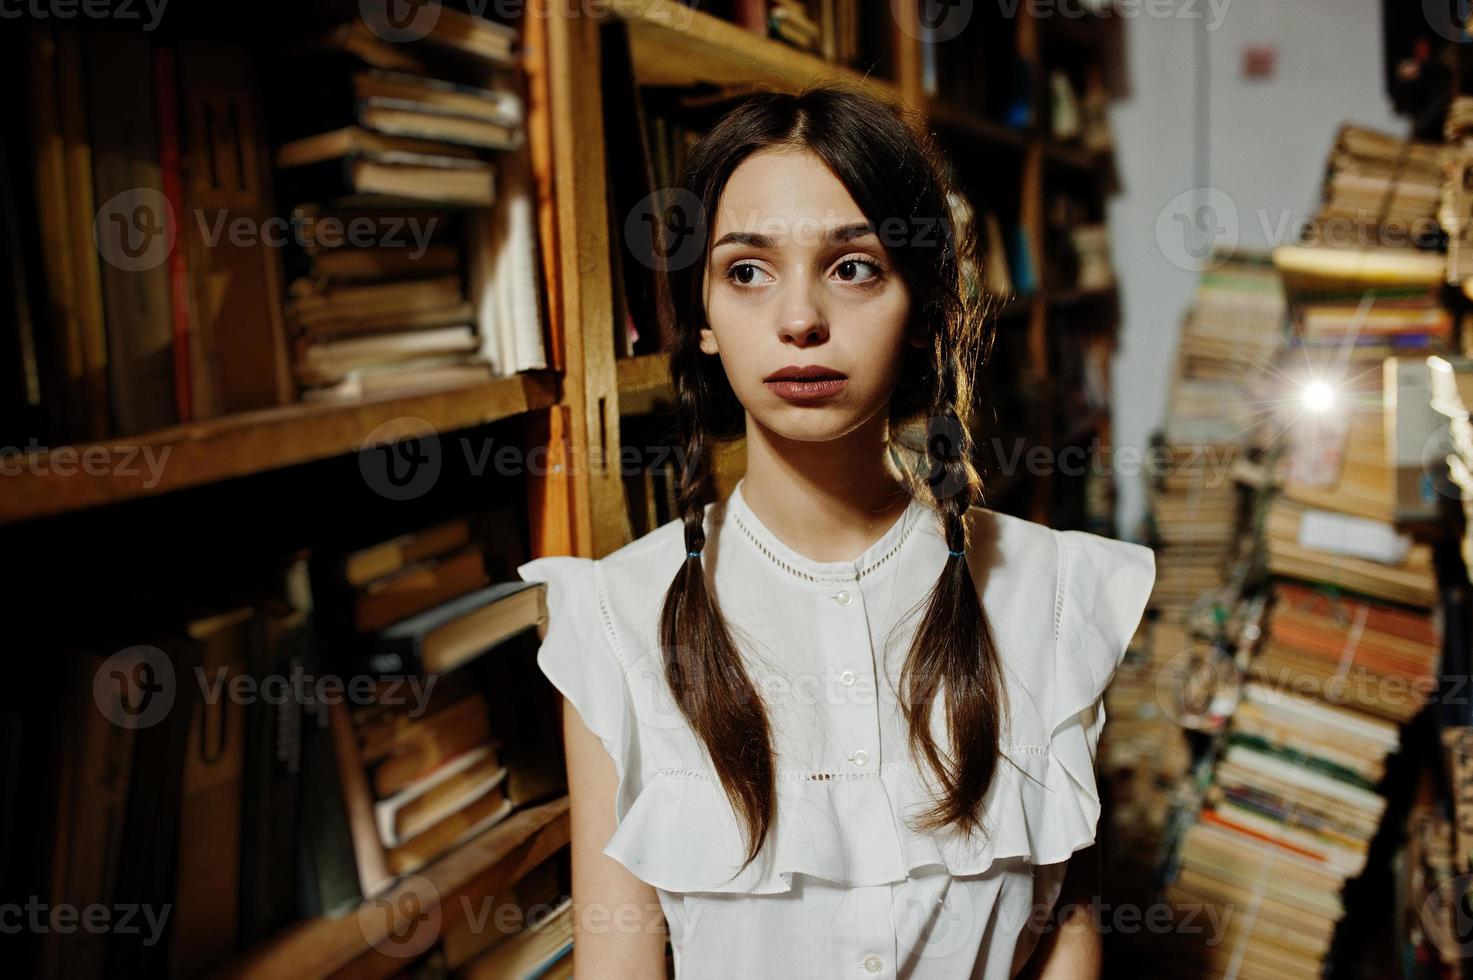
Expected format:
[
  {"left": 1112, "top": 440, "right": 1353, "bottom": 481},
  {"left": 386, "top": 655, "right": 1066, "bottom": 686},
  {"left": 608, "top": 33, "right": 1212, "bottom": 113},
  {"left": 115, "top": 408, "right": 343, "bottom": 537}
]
[{"left": 659, "top": 86, "right": 1005, "bottom": 868}]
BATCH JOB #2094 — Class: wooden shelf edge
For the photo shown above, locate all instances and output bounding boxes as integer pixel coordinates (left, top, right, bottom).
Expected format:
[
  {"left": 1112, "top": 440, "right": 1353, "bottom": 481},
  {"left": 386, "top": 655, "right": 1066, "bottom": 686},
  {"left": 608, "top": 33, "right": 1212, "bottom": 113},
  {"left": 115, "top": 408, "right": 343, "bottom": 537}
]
[
  {"left": 217, "top": 797, "right": 571, "bottom": 980},
  {"left": 2, "top": 371, "right": 560, "bottom": 525},
  {"left": 611, "top": 0, "right": 905, "bottom": 105},
  {"left": 616, "top": 351, "right": 672, "bottom": 395}
]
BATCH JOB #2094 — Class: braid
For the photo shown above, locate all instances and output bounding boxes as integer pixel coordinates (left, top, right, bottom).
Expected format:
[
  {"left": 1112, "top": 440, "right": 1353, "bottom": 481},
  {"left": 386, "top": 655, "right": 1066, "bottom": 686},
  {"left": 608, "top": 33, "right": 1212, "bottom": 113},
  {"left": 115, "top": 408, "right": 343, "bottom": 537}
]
[
  {"left": 896, "top": 289, "right": 1008, "bottom": 835},
  {"left": 660, "top": 364, "right": 775, "bottom": 868}
]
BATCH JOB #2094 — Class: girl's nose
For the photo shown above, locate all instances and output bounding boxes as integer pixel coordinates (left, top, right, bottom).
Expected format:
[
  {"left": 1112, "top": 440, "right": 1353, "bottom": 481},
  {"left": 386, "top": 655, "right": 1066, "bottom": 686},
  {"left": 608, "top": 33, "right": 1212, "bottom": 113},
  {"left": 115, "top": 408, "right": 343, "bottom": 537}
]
[{"left": 776, "top": 281, "right": 828, "bottom": 346}]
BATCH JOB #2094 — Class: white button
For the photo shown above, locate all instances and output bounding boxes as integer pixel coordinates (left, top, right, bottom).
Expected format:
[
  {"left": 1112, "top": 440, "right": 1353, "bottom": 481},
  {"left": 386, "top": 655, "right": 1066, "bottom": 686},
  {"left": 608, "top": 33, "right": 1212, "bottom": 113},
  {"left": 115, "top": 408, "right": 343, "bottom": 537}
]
[
  {"left": 851, "top": 749, "right": 869, "bottom": 766},
  {"left": 839, "top": 670, "right": 856, "bottom": 686},
  {"left": 834, "top": 589, "right": 852, "bottom": 606},
  {"left": 863, "top": 954, "right": 883, "bottom": 973}
]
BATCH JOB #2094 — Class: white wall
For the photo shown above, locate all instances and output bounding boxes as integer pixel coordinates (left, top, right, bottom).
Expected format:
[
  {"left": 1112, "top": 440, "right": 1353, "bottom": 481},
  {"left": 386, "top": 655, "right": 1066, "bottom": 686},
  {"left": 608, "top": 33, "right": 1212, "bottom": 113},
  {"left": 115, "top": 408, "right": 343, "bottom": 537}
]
[{"left": 1107, "top": 0, "right": 1404, "bottom": 537}]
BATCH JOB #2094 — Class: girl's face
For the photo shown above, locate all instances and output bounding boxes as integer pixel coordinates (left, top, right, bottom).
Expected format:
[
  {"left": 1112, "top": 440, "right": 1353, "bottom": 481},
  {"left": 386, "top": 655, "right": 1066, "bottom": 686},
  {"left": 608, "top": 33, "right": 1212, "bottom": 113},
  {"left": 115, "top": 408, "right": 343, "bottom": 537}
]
[{"left": 700, "top": 147, "right": 918, "bottom": 443}]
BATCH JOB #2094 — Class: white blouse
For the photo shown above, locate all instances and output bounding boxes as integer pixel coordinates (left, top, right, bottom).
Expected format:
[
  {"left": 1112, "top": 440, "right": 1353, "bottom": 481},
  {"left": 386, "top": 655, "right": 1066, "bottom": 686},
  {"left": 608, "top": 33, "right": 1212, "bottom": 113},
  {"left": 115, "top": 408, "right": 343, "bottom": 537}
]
[{"left": 517, "top": 477, "right": 1155, "bottom": 978}]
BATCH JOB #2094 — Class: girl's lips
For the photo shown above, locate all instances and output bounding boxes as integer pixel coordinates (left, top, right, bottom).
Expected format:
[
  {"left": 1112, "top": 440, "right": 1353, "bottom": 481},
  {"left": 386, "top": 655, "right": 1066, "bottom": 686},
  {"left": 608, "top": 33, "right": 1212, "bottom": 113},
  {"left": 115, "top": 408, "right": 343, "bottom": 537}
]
[{"left": 764, "top": 377, "right": 848, "bottom": 402}]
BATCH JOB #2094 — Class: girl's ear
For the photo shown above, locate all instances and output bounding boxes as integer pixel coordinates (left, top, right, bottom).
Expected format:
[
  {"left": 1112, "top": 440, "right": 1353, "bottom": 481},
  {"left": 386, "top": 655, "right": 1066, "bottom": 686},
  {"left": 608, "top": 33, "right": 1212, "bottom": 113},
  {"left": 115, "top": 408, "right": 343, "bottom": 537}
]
[{"left": 699, "top": 326, "right": 720, "bottom": 355}]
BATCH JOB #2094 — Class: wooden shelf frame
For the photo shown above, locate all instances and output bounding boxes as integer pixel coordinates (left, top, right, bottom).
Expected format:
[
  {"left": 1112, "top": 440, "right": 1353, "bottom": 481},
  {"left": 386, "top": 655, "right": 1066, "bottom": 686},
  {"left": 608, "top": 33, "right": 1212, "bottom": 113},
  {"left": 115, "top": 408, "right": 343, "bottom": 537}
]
[{"left": 1, "top": 372, "right": 558, "bottom": 525}]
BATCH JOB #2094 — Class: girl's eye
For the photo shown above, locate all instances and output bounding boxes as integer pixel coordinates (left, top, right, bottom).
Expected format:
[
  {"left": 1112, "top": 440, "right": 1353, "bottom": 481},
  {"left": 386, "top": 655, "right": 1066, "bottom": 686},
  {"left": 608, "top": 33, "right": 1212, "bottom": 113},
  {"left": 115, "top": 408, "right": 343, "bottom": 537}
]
[
  {"left": 833, "top": 257, "right": 883, "bottom": 284},
  {"left": 726, "top": 262, "right": 774, "bottom": 287}
]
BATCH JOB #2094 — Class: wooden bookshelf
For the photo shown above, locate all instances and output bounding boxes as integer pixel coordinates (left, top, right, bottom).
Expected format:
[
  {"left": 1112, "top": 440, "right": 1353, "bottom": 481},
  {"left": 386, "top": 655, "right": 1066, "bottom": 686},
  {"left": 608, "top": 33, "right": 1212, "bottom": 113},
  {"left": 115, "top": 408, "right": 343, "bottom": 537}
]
[
  {"left": 0, "top": 372, "right": 558, "bottom": 525},
  {"left": 217, "top": 797, "right": 570, "bottom": 980}
]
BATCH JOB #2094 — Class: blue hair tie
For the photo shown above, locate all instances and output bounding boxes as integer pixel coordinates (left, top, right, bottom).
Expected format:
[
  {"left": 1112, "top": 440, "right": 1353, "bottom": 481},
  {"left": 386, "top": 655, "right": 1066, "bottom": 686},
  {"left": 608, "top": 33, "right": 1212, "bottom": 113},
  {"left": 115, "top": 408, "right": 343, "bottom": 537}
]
[
  {"left": 948, "top": 549, "right": 964, "bottom": 557},
  {"left": 688, "top": 551, "right": 702, "bottom": 558}
]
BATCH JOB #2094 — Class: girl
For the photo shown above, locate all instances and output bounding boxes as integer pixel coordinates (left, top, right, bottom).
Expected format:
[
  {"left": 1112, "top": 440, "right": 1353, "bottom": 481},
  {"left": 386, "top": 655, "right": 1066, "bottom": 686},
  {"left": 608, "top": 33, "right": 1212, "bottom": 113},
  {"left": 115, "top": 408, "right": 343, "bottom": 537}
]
[{"left": 518, "top": 86, "right": 1155, "bottom": 979}]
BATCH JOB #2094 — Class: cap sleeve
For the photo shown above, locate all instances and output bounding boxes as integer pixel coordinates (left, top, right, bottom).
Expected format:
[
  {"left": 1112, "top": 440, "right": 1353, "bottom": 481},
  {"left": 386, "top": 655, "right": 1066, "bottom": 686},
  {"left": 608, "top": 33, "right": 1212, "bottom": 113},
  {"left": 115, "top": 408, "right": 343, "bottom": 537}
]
[
  {"left": 1045, "top": 529, "right": 1156, "bottom": 858},
  {"left": 517, "top": 555, "right": 639, "bottom": 817}
]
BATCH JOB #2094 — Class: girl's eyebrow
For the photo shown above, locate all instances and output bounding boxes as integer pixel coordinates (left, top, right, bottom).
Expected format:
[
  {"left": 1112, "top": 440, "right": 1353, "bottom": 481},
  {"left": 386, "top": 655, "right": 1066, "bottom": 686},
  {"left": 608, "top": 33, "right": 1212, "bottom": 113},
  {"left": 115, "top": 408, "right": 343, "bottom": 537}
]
[{"left": 710, "top": 222, "right": 877, "bottom": 251}]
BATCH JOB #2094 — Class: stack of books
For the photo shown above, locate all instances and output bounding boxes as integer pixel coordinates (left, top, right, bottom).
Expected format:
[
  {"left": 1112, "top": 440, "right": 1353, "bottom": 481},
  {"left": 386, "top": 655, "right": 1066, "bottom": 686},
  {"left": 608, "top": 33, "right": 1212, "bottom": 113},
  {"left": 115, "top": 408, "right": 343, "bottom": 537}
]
[
  {"left": 1100, "top": 620, "right": 1195, "bottom": 896},
  {"left": 1146, "top": 256, "right": 1286, "bottom": 621},
  {"left": 1266, "top": 370, "right": 1440, "bottom": 608},
  {"left": 354, "top": 685, "right": 514, "bottom": 877},
  {"left": 1306, "top": 124, "right": 1443, "bottom": 251},
  {"left": 1165, "top": 253, "right": 1286, "bottom": 447},
  {"left": 1250, "top": 581, "right": 1439, "bottom": 724},
  {"left": 1162, "top": 664, "right": 1407, "bottom": 976},
  {"left": 269, "top": 6, "right": 529, "bottom": 400},
  {"left": 301, "top": 515, "right": 564, "bottom": 910},
  {"left": 1145, "top": 443, "right": 1243, "bottom": 621},
  {"left": 1273, "top": 242, "right": 1450, "bottom": 363}
]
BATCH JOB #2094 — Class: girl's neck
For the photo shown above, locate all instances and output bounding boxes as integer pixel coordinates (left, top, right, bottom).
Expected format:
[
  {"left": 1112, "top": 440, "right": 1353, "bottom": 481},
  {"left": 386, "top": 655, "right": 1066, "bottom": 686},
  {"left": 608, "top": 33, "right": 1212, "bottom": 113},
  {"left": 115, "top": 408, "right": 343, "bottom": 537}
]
[{"left": 736, "top": 410, "right": 912, "bottom": 565}]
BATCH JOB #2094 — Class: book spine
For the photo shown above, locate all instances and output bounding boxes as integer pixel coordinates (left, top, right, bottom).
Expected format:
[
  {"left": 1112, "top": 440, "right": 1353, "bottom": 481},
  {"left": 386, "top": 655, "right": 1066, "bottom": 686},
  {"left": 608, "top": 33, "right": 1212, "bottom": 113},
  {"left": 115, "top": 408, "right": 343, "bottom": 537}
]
[{"left": 154, "top": 45, "right": 192, "bottom": 424}]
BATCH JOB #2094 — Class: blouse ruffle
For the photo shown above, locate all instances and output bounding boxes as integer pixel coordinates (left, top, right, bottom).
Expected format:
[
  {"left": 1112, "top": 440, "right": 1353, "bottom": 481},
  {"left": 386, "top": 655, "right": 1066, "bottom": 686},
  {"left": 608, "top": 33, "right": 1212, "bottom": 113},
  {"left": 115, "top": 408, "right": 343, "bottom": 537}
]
[{"left": 517, "top": 524, "right": 1155, "bottom": 896}]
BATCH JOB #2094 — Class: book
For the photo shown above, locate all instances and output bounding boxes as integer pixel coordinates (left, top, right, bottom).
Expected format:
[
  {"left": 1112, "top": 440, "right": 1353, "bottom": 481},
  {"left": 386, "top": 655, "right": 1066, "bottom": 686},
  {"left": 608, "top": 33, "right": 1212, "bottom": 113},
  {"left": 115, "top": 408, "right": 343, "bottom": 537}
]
[
  {"left": 346, "top": 519, "right": 473, "bottom": 586},
  {"left": 369, "top": 580, "right": 545, "bottom": 675},
  {"left": 384, "top": 778, "right": 513, "bottom": 876},
  {"left": 169, "top": 607, "right": 255, "bottom": 976},
  {"left": 367, "top": 693, "right": 493, "bottom": 798},
  {"left": 86, "top": 29, "right": 177, "bottom": 436},
  {"left": 374, "top": 744, "right": 506, "bottom": 847},
  {"left": 277, "top": 148, "right": 498, "bottom": 208},
  {"left": 459, "top": 898, "right": 573, "bottom": 980},
  {"left": 176, "top": 40, "right": 294, "bottom": 417},
  {"left": 354, "top": 544, "right": 490, "bottom": 633}
]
